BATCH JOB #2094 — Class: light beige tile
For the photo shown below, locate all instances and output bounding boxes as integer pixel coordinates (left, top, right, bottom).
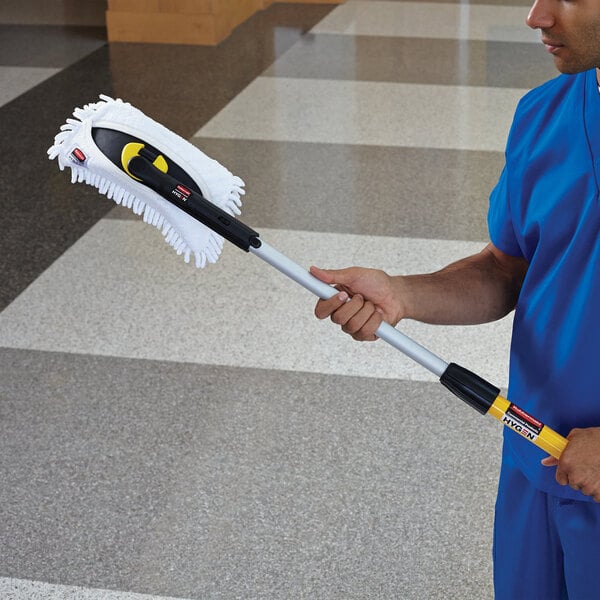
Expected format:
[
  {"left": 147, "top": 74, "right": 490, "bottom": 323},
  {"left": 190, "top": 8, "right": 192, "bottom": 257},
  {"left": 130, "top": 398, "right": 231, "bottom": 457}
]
[
  {"left": 262, "top": 34, "right": 556, "bottom": 90},
  {"left": 314, "top": 1, "right": 537, "bottom": 43},
  {"left": 196, "top": 77, "right": 525, "bottom": 152},
  {"left": 0, "top": 66, "right": 59, "bottom": 107},
  {"left": 0, "top": 578, "right": 187, "bottom": 600},
  {"left": 0, "top": 220, "right": 512, "bottom": 386}
]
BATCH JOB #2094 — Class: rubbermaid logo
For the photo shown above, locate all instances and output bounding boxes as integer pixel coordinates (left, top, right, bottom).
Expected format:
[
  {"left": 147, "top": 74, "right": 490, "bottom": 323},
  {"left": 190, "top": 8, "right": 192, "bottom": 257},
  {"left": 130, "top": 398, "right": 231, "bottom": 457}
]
[{"left": 176, "top": 184, "right": 191, "bottom": 197}]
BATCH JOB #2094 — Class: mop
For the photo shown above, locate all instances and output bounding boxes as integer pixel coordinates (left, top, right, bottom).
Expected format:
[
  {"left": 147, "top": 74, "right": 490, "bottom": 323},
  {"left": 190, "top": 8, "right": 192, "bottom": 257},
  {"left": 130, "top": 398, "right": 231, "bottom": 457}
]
[{"left": 48, "top": 95, "right": 567, "bottom": 460}]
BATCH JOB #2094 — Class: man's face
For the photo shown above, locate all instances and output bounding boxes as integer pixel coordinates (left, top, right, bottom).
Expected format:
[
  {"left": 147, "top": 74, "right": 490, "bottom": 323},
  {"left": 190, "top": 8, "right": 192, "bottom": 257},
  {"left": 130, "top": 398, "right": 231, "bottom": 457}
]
[{"left": 527, "top": 0, "right": 600, "bottom": 74}]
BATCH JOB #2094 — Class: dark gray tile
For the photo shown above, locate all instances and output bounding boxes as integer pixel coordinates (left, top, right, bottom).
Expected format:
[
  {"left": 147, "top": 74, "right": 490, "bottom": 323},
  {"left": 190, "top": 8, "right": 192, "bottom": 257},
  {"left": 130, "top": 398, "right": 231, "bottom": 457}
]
[
  {"left": 266, "top": 34, "right": 557, "bottom": 89},
  {"left": 181, "top": 138, "right": 502, "bottom": 241},
  {"left": 0, "top": 25, "right": 106, "bottom": 68},
  {"left": 0, "top": 0, "right": 107, "bottom": 26},
  {"left": 0, "top": 347, "right": 499, "bottom": 599},
  {"left": 0, "top": 47, "right": 117, "bottom": 312}
]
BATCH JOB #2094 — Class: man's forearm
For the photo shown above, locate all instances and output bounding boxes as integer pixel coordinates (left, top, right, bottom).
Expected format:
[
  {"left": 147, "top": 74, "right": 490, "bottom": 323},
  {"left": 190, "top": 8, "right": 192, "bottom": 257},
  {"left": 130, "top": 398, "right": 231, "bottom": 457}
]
[{"left": 392, "top": 243, "right": 528, "bottom": 326}]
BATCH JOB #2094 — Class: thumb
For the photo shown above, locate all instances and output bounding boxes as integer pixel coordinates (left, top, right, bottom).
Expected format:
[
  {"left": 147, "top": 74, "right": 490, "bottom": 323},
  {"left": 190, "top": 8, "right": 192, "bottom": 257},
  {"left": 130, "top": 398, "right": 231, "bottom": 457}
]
[
  {"left": 310, "top": 266, "right": 354, "bottom": 286},
  {"left": 541, "top": 456, "right": 559, "bottom": 467}
]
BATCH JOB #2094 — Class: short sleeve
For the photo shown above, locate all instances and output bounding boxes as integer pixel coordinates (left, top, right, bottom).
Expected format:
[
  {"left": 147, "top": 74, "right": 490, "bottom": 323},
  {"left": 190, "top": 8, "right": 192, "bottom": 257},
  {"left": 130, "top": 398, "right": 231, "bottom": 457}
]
[{"left": 487, "top": 165, "right": 523, "bottom": 258}]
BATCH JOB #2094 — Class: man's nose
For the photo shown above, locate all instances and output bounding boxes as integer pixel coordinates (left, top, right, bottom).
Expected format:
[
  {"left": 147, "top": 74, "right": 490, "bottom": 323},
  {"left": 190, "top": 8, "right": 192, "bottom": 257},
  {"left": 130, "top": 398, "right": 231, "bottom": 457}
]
[{"left": 526, "top": 0, "right": 555, "bottom": 29}]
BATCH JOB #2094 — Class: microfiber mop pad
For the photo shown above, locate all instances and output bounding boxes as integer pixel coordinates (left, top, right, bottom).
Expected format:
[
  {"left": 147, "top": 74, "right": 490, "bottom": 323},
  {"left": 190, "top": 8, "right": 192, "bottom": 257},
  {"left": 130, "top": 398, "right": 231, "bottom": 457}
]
[{"left": 47, "top": 94, "right": 245, "bottom": 268}]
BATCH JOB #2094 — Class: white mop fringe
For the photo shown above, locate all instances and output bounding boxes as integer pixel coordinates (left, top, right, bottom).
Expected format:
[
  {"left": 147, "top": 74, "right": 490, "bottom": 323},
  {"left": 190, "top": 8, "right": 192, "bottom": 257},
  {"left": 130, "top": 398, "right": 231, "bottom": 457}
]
[{"left": 48, "top": 94, "right": 245, "bottom": 268}]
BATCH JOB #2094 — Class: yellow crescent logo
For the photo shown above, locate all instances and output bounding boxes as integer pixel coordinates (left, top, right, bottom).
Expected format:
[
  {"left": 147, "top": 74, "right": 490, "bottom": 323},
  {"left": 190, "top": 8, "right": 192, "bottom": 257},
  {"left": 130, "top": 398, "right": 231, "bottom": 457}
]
[{"left": 121, "top": 142, "right": 168, "bottom": 180}]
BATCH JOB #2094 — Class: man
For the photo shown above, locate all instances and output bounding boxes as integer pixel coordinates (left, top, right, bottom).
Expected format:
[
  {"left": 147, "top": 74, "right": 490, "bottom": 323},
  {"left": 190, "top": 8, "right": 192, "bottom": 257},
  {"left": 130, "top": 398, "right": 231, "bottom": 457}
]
[{"left": 311, "top": 1, "right": 600, "bottom": 597}]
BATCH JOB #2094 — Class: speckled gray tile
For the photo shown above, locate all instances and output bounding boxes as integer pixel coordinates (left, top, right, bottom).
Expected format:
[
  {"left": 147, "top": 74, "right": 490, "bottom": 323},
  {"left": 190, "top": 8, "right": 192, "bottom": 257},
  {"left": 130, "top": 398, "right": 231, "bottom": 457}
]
[
  {"left": 313, "top": 1, "right": 537, "bottom": 43},
  {"left": 0, "top": 347, "right": 500, "bottom": 599},
  {"left": 0, "top": 220, "right": 513, "bottom": 386},
  {"left": 196, "top": 77, "right": 524, "bottom": 152},
  {"left": 265, "top": 34, "right": 556, "bottom": 89}
]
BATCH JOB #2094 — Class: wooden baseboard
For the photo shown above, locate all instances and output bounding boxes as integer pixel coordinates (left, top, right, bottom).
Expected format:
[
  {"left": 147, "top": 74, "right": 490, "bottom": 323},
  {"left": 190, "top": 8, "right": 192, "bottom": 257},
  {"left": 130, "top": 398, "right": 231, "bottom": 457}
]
[
  {"left": 107, "top": 0, "right": 213, "bottom": 12},
  {"left": 106, "top": 0, "right": 344, "bottom": 45},
  {"left": 276, "top": 0, "right": 344, "bottom": 3}
]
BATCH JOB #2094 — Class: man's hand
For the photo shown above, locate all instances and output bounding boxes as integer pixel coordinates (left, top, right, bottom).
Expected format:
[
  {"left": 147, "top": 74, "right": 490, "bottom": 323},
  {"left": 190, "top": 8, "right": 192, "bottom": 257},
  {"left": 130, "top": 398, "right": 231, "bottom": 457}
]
[
  {"left": 310, "top": 266, "right": 402, "bottom": 341},
  {"left": 542, "top": 427, "right": 600, "bottom": 501}
]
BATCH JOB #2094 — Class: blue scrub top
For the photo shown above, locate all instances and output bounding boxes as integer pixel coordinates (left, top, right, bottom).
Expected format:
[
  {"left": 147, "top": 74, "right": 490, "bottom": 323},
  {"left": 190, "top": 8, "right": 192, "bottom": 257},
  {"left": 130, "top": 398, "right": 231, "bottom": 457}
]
[{"left": 488, "top": 68, "right": 600, "bottom": 499}]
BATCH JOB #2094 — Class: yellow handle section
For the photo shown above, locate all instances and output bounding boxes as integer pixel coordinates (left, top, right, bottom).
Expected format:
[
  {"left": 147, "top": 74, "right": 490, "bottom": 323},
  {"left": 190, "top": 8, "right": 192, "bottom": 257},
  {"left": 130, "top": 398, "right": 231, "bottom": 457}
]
[{"left": 488, "top": 395, "right": 568, "bottom": 459}]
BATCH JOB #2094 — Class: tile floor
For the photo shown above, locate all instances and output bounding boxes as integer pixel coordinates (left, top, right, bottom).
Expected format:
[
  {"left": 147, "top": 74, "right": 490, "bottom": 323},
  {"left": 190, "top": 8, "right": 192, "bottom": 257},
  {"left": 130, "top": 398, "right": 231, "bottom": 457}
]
[{"left": 0, "top": 1, "right": 557, "bottom": 598}]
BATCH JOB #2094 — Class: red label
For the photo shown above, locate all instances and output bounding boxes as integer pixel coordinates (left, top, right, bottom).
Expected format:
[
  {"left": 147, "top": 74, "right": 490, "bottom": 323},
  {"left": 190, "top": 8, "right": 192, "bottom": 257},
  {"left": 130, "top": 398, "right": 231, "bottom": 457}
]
[
  {"left": 509, "top": 404, "right": 543, "bottom": 430},
  {"left": 71, "top": 148, "right": 86, "bottom": 162},
  {"left": 176, "top": 184, "right": 191, "bottom": 198},
  {"left": 502, "top": 403, "right": 544, "bottom": 441}
]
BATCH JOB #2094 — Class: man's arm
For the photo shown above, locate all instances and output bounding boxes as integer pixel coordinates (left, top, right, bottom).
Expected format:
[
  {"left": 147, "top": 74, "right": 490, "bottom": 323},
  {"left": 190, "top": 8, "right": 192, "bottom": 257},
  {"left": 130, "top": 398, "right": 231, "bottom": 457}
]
[{"left": 311, "top": 242, "right": 528, "bottom": 340}]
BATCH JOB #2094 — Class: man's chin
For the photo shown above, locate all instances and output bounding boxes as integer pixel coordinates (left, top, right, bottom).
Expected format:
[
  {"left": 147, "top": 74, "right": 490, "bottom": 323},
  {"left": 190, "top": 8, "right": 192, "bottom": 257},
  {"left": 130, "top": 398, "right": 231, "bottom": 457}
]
[{"left": 553, "top": 57, "right": 598, "bottom": 75}]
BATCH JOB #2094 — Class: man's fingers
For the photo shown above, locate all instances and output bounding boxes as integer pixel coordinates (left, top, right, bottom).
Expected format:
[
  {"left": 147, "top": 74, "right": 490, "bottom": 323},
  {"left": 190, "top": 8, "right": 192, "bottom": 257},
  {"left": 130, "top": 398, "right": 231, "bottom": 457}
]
[
  {"left": 330, "top": 294, "right": 365, "bottom": 327},
  {"left": 311, "top": 265, "right": 354, "bottom": 321},
  {"left": 342, "top": 299, "right": 378, "bottom": 334},
  {"left": 555, "top": 464, "right": 569, "bottom": 486},
  {"left": 541, "top": 455, "right": 569, "bottom": 486},
  {"left": 347, "top": 307, "right": 383, "bottom": 341},
  {"left": 311, "top": 266, "right": 384, "bottom": 341},
  {"left": 314, "top": 291, "right": 348, "bottom": 320}
]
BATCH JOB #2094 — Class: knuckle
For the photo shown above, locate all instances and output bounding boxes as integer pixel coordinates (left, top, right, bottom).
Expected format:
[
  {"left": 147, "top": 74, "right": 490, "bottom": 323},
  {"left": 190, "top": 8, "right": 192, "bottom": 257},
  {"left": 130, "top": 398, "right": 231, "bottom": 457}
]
[
  {"left": 349, "top": 295, "right": 364, "bottom": 310},
  {"left": 559, "top": 453, "right": 574, "bottom": 470},
  {"left": 341, "top": 322, "right": 357, "bottom": 335},
  {"left": 352, "top": 331, "right": 369, "bottom": 342},
  {"left": 331, "top": 312, "right": 345, "bottom": 326},
  {"left": 346, "top": 315, "right": 363, "bottom": 333},
  {"left": 556, "top": 470, "right": 569, "bottom": 485}
]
